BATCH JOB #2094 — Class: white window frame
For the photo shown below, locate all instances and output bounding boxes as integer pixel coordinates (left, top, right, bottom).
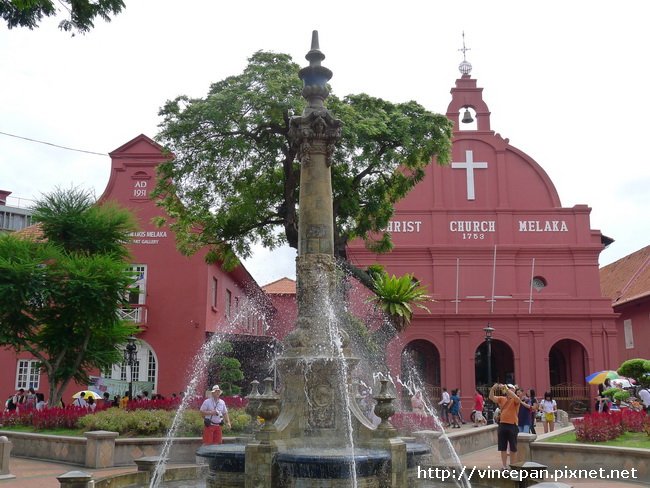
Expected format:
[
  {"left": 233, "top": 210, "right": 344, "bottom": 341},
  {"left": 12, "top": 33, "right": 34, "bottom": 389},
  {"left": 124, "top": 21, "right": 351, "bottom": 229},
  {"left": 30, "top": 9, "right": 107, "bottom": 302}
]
[{"left": 16, "top": 359, "right": 40, "bottom": 390}]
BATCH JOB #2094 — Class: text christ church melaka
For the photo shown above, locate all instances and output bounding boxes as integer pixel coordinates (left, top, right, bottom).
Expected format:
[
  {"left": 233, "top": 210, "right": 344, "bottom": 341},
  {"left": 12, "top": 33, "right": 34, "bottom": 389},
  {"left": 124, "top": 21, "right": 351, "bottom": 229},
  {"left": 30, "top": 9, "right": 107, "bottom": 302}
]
[{"left": 347, "top": 61, "right": 616, "bottom": 410}]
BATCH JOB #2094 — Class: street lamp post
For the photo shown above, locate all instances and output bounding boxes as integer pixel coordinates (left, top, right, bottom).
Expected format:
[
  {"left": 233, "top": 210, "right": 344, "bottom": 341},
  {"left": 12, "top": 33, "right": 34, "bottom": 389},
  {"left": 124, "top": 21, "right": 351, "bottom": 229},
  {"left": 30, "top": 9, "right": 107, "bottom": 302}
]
[
  {"left": 124, "top": 336, "right": 138, "bottom": 400},
  {"left": 483, "top": 323, "right": 495, "bottom": 423}
]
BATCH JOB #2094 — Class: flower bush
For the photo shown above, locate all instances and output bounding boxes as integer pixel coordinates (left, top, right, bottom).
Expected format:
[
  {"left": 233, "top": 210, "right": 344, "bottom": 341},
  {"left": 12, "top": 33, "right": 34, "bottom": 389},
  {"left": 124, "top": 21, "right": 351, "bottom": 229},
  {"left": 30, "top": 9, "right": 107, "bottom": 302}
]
[
  {"left": 572, "top": 409, "right": 650, "bottom": 442},
  {"left": 1, "top": 400, "right": 251, "bottom": 437},
  {"left": 0, "top": 406, "right": 89, "bottom": 430},
  {"left": 620, "top": 408, "right": 647, "bottom": 433},
  {"left": 573, "top": 412, "right": 623, "bottom": 442},
  {"left": 390, "top": 412, "right": 438, "bottom": 433}
]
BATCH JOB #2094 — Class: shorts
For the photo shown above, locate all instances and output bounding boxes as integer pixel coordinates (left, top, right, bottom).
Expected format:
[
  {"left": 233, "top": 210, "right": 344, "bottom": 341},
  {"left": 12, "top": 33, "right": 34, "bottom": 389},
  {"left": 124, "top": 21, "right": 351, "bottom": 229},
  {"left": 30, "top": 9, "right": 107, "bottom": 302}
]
[
  {"left": 544, "top": 413, "right": 555, "bottom": 422},
  {"left": 497, "top": 423, "right": 518, "bottom": 452}
]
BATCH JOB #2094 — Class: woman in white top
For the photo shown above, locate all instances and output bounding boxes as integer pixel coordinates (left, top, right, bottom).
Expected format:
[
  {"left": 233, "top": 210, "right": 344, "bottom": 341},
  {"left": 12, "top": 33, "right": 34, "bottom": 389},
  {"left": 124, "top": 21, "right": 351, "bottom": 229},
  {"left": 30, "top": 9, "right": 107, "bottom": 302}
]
[{"left": 539, "top": 392, "right": 557, "bottom": 433}]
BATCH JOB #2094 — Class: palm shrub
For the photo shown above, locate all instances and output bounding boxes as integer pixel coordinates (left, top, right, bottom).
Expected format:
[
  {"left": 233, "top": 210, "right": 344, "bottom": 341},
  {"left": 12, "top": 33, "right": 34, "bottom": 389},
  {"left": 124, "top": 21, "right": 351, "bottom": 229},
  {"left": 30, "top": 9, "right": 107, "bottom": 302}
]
[{"left": 370, "top": 272, "right": 431, "bottom": 333}]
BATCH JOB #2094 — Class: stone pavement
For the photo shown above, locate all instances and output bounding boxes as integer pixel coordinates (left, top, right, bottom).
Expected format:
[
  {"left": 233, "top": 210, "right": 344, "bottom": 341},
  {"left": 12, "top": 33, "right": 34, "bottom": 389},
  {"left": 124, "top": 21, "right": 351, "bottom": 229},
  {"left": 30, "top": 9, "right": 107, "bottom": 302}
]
[
  {"left": 0, "top": 456, "right": 135, "bottom": 487},
  {"left": 459, "top": 446, "right": 643, "bottom": 487},
  {"left": 1, "top": 428, "right": 644, "bottom": 488}
]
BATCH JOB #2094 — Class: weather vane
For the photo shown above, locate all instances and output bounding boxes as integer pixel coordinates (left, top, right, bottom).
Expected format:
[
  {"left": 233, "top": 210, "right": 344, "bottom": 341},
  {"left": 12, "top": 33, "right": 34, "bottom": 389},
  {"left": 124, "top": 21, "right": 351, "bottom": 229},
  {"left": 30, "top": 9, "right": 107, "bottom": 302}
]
[
  {"left": 458, "top": 31, "right": 473, "bottom": 76},
  {"left": 458, "top": 31, "right": 471, "bottom": 61}
]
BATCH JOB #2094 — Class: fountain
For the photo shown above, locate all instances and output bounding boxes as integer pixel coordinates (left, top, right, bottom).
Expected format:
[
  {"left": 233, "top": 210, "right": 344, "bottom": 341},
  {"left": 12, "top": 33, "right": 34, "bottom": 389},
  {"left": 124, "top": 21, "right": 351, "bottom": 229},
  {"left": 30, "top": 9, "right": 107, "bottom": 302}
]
[{"left": 194, "top": 31, "right": 434, "bottom": 487}]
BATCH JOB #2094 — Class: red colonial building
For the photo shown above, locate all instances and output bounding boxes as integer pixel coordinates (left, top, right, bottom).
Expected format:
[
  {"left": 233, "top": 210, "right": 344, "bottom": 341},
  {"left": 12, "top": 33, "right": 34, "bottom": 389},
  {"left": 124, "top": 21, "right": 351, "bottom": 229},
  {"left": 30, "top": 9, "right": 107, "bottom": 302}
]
[
  {"left": 600, "top": 245, "right": 650, "bottom": 362},
  {"left": 348, "top": 65, "right": 618, "bottom": 413},
  {"left": 0, "top": 135, "right": 273, "bottom": 401}
]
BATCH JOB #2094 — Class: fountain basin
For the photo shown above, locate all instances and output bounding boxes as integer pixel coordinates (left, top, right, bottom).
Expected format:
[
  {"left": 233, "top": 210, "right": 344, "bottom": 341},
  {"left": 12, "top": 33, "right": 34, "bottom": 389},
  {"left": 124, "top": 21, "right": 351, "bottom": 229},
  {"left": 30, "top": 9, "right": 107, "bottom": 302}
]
[{"left": 277, "top": 447, "right": 390, "bottom": 480}]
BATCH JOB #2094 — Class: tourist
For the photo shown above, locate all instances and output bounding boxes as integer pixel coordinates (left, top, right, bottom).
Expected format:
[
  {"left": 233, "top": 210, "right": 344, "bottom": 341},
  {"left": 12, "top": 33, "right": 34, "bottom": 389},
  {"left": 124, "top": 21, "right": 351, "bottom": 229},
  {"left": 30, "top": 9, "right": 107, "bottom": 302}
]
[
  {"left": 438, "top": 387, "right": 450, "bottom": 426},
  {"left": 119, "top": 391, "right": 130, "bottom": 408},
  {"left": 489, "top": 383, "right": 521, "bottom": 470},
  {"left": 35, "top": 393, "right": 46, "bottom": 410},
  {"left": 102, "top": 392, "right": 111, "bottom": 407},
  {"left": 200, "top": 385, "right": 231, "bottom": 445},
  {"left": 596, "top": 379, "right": 611, "bottom": 413},
  {"left": 24, "top": 387, "right": 37, "bottom": 410},
  {"left": 516, "top": 388, "right": 533, "bottom": 433},
  {"left": 636, "top": 386, "right": 650, "bottom": 413},
  {"left": 528, "top": 389, "right": 539, "bottom": 434},
  {"left": 112, "top": 395, "right": 121, "bottom": 408},
  {"left": 12, "top": 388, "right": 25, "bottom": 412},
  {"left": 449, "top": 389, "right": 462, "bottom": 428},
  {"left": 539, "top": 392, "right": 557, "bottom": 433},
  {"left": 87, "top": 396, "right": 96, "bottom": 411},
  {"left": 142, "top": 390, "right": 151, "bottom": 401},
  {"left": 411, "top": 390, "right": 425, "bottom": 415},
  {"left": 73, "top": 392, "right": 87, "bottom": 408},
  {"left": 472, "top": 388, "right": 486, "bottom": 427}
]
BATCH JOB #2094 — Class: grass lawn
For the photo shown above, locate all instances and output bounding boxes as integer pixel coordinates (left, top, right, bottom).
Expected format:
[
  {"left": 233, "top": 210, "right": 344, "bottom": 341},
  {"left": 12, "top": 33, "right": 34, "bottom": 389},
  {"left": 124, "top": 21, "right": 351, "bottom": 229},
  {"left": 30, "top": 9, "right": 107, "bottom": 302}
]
[
  {"left": 0, "top": 425, "right": 85, "bottom": 436},
  {"left": 545, "top": 430, "right": 650, "bottom": 449}
]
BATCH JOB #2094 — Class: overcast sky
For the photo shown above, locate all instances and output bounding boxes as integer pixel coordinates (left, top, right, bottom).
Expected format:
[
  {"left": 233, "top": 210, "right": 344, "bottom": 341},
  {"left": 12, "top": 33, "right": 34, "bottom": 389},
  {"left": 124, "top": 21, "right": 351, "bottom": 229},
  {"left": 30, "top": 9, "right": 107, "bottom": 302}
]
[{"left": 2, "top": 1, "right": 648, "bottom": 286}]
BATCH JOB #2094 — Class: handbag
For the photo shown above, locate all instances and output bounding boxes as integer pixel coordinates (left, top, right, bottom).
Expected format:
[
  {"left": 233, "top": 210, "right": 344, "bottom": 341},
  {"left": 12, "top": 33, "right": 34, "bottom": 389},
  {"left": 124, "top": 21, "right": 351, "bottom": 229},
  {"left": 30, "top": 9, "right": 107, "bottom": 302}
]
[{"left": 204, "top": 417, "right": 213, "bottom": 427}]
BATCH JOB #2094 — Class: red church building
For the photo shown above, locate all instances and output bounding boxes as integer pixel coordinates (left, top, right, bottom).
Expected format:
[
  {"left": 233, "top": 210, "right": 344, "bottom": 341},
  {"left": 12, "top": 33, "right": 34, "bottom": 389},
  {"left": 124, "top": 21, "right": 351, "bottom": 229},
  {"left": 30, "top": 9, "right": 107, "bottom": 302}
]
[{"left": 348, "top": 62, "right": 618, "bottom": 413}]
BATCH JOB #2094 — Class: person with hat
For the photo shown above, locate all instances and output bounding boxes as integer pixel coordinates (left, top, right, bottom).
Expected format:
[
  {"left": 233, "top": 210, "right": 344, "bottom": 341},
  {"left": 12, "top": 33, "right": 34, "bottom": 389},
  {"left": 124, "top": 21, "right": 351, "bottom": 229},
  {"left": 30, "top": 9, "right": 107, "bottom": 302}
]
[
  {"left": 489, "top": 383, "right": 522, "bottom": 470},
  {"left": 200, "top": 385, "right": 231, "bottom": 445}
]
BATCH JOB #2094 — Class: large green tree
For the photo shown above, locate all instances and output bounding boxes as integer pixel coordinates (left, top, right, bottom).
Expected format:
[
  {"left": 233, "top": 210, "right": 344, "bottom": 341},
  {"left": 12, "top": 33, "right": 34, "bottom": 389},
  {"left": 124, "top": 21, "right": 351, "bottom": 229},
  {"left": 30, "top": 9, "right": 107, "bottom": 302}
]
[
  {"left": 0, "top": 0, "right": 124, "bottom": 33},
  {"left": 154, "top": 51, "right": 452, "bottom": 292},
  {"left": 0, "top": 188, "right": 139, "bottom": 406}
]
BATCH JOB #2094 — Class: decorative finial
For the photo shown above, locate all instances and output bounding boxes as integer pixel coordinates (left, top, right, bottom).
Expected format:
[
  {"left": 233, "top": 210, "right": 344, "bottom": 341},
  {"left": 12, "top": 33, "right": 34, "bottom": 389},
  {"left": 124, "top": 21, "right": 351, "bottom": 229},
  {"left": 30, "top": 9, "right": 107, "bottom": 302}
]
[
  {"left": 458, "top": 31, "right": 473, "bottom": 76},
  {"left": 298, "top": 30, "right": 333, "bottom": 107},
  {"left": 306, "top": 30, "right": 325, "bottom": 67}
]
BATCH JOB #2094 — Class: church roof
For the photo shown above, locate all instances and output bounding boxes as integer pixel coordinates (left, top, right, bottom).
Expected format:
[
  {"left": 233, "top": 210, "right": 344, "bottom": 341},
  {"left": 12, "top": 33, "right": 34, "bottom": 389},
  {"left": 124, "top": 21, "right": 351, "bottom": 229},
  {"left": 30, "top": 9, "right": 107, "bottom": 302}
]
[
  {"left": 262, "top": 277, "right": 296, "bottom": 294},
  {"left": 600, "top": 245, "right": 650, "bottom": 306}
]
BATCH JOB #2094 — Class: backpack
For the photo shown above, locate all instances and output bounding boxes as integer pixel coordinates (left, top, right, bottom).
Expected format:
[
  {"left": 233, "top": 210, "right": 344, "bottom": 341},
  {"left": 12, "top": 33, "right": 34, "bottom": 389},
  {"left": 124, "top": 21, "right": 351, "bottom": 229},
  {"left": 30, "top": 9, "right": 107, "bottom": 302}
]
[{"left": 5, "top": 396, "right": 16, "bottom": 411}]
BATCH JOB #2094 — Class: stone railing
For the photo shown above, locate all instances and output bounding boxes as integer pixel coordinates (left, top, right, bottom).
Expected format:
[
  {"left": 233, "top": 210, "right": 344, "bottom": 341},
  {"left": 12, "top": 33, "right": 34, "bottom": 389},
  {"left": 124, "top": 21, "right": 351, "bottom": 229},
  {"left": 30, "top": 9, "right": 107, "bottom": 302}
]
[{"left": 0, "top": 430, "right": 203, "bottom": 467}]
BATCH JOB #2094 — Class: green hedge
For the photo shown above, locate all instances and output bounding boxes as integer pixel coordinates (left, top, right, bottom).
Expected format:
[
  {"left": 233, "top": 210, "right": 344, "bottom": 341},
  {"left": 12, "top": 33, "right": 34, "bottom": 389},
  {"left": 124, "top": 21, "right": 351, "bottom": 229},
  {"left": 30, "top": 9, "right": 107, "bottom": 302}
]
[{"left": 78, "top": 407, "right": 251, "bottom": 437}]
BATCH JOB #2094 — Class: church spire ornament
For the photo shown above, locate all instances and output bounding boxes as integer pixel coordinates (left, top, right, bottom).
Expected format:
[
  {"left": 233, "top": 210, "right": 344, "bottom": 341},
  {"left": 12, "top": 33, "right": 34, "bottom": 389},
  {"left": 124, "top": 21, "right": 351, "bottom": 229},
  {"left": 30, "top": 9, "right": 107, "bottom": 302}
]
[{"left": 458, "top": 31, "right": 473, "bottom": 76}]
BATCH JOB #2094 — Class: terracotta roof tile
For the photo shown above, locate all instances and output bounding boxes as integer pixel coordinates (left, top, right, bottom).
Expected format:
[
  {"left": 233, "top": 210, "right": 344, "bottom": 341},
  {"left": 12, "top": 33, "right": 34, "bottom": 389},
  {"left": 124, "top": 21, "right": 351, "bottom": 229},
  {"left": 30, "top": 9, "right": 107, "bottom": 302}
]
[
  {"left": 600, "top": 245, "right": 650, "bottom": 305},
  {"left": 14, "top": 223, "right": 45, "bottom": 241},
  {"left": 262, "top": 277, "right": 296, "bottom": 294}
]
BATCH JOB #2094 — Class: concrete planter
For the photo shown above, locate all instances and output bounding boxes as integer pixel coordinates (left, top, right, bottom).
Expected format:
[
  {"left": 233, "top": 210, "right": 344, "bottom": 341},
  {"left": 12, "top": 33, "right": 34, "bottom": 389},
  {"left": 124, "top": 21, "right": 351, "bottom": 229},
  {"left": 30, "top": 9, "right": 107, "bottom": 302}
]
[
  {"left": 0, "top": 430, "right": 202, "bottom": 467},
  {"left": 533, "top": 426, "right": 650, "bottom": 484}
]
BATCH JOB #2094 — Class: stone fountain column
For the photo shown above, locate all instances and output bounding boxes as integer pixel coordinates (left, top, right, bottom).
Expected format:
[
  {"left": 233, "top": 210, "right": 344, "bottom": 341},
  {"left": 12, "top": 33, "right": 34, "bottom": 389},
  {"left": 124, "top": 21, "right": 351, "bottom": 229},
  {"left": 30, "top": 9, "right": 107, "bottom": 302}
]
[{"left": 244, "top": 31, "right": 406, "bottom": 488}]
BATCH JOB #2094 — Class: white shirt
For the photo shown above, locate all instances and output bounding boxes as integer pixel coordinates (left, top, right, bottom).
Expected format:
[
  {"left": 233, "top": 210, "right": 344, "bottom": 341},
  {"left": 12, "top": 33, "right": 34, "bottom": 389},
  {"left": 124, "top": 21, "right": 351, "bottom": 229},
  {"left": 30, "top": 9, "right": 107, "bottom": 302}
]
[
  {"left": 73, "top": 397, "right": 87, "bottom": 407},
  {"left": 200, "top": 397, "right": 228, "bottom": 424},
  {"left": 540, "top": 399, "right": 556, "bottom": 413},
  {"left": 638, "top": 388, "right": 650, "bottom": 408},
  {"left": 439, "top": 391, "right": 450, "bottom": 405}
]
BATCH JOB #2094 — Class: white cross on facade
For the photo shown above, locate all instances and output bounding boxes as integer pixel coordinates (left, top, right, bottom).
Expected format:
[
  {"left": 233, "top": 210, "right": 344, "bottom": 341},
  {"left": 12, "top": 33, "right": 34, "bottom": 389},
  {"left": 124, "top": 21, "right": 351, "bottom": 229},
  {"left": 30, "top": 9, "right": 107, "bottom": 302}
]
[{"left": 451, "top": 150, "right": 488, "bottom": 200}]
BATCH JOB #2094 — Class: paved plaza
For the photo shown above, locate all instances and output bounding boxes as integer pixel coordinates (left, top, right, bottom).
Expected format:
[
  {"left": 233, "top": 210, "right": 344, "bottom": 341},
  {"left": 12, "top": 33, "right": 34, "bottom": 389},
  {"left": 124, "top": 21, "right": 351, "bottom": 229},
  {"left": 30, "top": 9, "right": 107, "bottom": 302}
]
[{"left": 1, "top": 426, "right": 644, "bottom": 488}]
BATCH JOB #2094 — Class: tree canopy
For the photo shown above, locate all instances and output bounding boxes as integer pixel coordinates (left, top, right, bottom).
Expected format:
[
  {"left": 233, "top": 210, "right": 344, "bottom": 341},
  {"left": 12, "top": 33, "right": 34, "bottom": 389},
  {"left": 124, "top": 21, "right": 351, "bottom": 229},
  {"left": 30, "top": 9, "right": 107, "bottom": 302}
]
[
  {"left": 154, "top": 51, "right": 453, "bottom": 280},
  {"left": 0, "top": 0, "right": 124, "bottom": 33},
  {"left": 0, "top": 188, "right": 139, "bottom": 405}
]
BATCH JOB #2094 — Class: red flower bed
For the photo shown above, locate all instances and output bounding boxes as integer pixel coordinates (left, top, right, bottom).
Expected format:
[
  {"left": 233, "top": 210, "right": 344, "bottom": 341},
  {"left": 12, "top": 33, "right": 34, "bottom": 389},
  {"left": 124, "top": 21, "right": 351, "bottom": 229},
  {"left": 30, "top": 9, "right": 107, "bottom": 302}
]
[
  {"left": 124, "top": 397, "right": 183, "bottom": 411},
  {"left": 390, "top": 412, "right": 439, "bottom": 433},
  {"left": 0, "top": 406, "right": 91, "bottom": 430},
  {"left": 572, "top": 409, "right": 649, "bottom": 442},
  {"left": 620, "top": 408, "right": 647, "bottom": 433},
  {"left": 124, "top": 395, "right": 247, "bottom": 412},
  {"left": 223, "top": 395, "right": 248, "bottom": 409}
]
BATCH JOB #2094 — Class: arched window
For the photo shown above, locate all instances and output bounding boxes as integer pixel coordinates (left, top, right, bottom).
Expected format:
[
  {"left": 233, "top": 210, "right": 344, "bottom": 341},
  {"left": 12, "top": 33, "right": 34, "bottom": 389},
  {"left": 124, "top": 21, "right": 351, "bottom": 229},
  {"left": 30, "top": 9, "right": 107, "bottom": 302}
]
[{"left": 102, "top": 339, "right": 158, "bottom": 391}]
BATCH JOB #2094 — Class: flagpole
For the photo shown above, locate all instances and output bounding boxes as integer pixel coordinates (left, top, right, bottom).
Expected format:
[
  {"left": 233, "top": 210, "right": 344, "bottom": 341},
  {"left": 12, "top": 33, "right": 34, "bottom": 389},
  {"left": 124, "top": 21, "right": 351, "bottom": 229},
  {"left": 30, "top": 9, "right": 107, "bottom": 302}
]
[
  {"left": 455, "top": 258, "right": 460, "bottom": 314},
  {"left": 490, "top": 245, "right": 497, "bottom": 313},
  {"left": 528, "top": 257, "right": 535, "bottom": 314}
]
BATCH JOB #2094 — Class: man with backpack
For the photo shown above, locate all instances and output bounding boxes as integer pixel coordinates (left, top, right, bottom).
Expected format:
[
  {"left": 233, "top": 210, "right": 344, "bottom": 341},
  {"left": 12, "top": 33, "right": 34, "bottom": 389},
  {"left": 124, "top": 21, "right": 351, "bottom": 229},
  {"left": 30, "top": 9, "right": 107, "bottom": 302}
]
[
  {"left": 637, "top": 386, "right": 650, "bottom": 413},
  {"left": 4, "top": 388, "right": 26, "bottom": 412}
]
